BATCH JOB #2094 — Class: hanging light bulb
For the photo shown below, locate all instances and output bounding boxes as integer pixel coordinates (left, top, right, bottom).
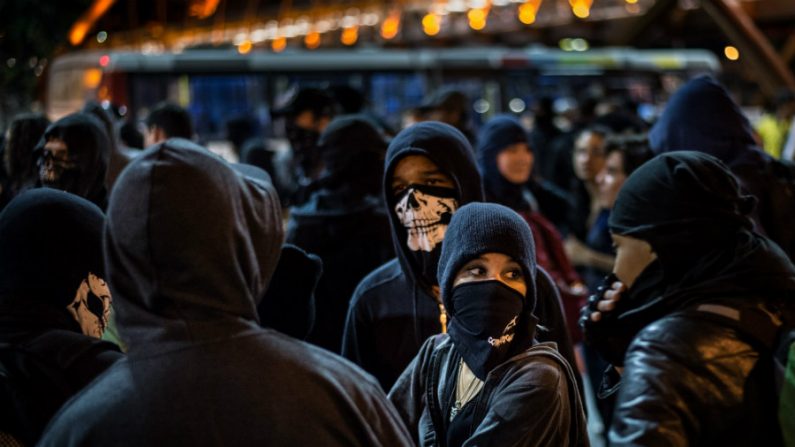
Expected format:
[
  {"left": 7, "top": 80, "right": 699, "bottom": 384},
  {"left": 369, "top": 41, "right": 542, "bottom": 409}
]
[
  {"left": 381, "top": 10, "right": 401, "bottom": 40},
  {"left": 422, "top": 13, "right": 441, "bottom": 36},
  {"left": 518, "top": 0, "right": 542, "bottom": 25},
  {"left": 304, "top": 31, "right": 321, "bottom": 49},
  {"left": 341, "top": 25, "right": 359, "bottom": 45},
  {"left": 569, "top": 0, "right": 592, "bottom": 18},
  {"left": 272, "top": 36, "right": 287, "bottom": 52},
  {"left": 467, "top": 7, "right": 489, "bottom": 31}
]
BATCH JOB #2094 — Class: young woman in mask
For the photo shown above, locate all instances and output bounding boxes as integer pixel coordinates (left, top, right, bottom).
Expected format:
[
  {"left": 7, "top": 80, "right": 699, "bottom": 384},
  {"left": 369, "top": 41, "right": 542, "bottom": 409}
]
[
  {"left": 0, "top": 189, "right": 122, "bottom": 445},
  {"left": 476, "top": 116, "right": 586, "bottom": 345},
  {"left": 389, "top": 202, "right": 588, "bottom": 447},
  {"left": 582, "top": 151, "right": 795, "bottom": 446}
]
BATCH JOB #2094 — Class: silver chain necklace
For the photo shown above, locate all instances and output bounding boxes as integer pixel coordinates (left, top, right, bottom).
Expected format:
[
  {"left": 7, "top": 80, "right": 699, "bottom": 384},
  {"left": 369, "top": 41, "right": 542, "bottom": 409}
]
[{"left": 450, "top": 359, "right": 484, "bottom": 421}]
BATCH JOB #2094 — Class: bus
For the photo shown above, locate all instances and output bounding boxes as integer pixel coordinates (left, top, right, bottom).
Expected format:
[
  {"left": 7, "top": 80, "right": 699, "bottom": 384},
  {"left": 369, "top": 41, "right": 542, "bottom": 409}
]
[{"left": 47, "top": 46, "right": 720, "bottom": 140}]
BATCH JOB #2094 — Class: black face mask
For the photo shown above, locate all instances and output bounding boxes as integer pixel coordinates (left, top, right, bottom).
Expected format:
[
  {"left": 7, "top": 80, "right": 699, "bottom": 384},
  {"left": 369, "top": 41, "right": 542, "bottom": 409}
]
[
  {"left": 286, "top": 122, "right": 321, "bottom": 179},
  {"left": 447, "top": 280, "right": 524, "bottom": 380},
  {"left": 393, "top": 184, "right": 458, "bottom": 286},
  {"left": 38, "top": 149, "right": 82, "bottom": 193}
]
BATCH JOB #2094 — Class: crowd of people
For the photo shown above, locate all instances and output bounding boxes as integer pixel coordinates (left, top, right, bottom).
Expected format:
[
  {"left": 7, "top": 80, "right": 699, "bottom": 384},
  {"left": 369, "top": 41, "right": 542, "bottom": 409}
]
[{"left": 0, "top": 74, "right": 794, "bottom": 447}]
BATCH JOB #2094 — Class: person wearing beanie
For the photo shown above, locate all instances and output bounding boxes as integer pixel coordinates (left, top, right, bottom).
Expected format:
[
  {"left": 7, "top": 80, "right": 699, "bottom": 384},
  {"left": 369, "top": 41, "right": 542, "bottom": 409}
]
[
  {"left": 38, "top": 139, "right": 412, "bottom": 446},
  {"left": 477, "top": 116, "right": 585, "bottom": 347},
  {"left": 0, "top": 189, "right": 122, "bottom": 445},
  {"left": 389, "top": 202, "right": 588, "bottom": 447},
  {"left": 34, "top": 113, "right": 111, "bottom": 209},
  {"left": 649, "top": 75, "right": 795, "bottom": 260},
  {"left": 287, "top": 114, "right": 393, "bottom": 352},
  {"left": 582, "top": 151, "right": 795, "bottom": 446}
]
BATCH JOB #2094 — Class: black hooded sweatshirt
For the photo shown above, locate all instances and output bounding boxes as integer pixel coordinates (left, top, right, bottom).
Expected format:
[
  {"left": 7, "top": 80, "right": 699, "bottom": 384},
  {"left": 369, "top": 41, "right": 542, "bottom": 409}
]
[
  {"left": 342, "top": 122, "right": 578, "bottom": 392},
  {"left": 0, "top": 189, "right": 122, "bottom": 446},
  {"left": 34, "top": 113, "right": 110, "bottom": 209},
  {"left": 342, "top": 122, "right": 484, "bottom": 390},
  {"left": 287, "top": 115, "right": 394, "bottom": 352},
  {"left": 38, "top": 139, "right": 412, "bottom": 446}
]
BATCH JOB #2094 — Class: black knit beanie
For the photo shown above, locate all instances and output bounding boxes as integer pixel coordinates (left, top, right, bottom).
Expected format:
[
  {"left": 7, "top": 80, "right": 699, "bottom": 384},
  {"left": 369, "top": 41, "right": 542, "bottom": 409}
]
[{"left": 437, "top": 202, "right": 537, "bottom": 316}]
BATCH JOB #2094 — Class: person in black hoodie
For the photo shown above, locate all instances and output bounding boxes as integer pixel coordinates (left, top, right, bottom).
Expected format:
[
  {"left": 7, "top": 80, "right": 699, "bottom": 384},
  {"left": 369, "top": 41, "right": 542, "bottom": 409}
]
[
  {"left": 287, "top": 115, "right": 393, "bottom": 352},
  {"left": 34, "top": 113, "right": 110, "bottom": 209},
  {"left": 341, "top": 122, "right": 486, "bottom": 391},
  {"left": 0, "top": 189, "right": 122, "bottom": 446},
  {"left": 1, "top": 113, "right": 50, "bottom": 210},
  {"left": 649, "top": 75, "right": 795, "bottom": 260},
  {"left": 582, "top": 151, "right": 795, "bottom": 446},
  {"left": 389, "top": 202, "right": 588, "bottom": 447},
  {"left": 38, "top": 139, "right": 412, "bottom": 446},
  {"left": 341, "top": 122, "right": 577, "bottom": 392}
]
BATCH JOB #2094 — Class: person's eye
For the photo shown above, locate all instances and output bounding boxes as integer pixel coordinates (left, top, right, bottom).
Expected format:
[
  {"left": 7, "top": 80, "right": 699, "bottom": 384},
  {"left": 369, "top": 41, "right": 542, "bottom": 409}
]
[
  {"left": 506, "top": 269, "right": 523, "bottom": 280},
  {"left": 426, "top": 178, "right": 441, "bottom": 185},
  {"left": 392, "top": 183, "right": 407, "bottom": 196},
  {"left": 464, "top": 265, "right": 486, "bottom": 277}
]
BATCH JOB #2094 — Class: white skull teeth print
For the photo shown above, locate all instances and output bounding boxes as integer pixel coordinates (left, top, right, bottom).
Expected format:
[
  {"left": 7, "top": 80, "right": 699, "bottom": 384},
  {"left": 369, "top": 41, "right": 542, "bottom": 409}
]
[
  {"left": 395, "top": 187, "right": 458, "bottom": 252},
  {"left": 67, "top": 273, "right": 112, "bottom": 338}
]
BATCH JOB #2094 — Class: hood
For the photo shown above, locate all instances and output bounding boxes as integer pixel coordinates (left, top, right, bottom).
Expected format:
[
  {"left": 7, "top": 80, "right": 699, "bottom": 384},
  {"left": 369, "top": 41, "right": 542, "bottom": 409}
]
[
  {"left": 0, "top": 189, "right": 106, "bottom": 336},
  {"left": 649, "top": 75, "right": 765, "bottom": 168},
  {"left": 383, "top": 121, "right": 483, "bottom": 288},
  {"left": 104, "top": 139, "right": 283, "bottom": 354},
  {"left": 35, "top": 113, "right": 110, "bottom": 207},
  {"left": 314, "top": 114, "right": 387, "bottom": 194},
  {"left": 476, "top": 115, "right": 531, "bottom": 210}
]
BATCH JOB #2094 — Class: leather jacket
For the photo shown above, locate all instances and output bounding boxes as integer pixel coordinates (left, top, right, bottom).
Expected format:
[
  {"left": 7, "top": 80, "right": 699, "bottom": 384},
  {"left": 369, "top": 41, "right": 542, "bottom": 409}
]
[{"left": 609, "top": 312, "right": 783, "bottom": 446}]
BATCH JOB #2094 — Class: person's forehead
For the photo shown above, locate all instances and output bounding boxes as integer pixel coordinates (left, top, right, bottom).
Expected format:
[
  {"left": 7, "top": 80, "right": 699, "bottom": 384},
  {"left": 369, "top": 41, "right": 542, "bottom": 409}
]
[
  {"left": 393, "top": 154, "right": 445, "bottom": 177},
  {"left": 45, "top": 137, "right": 68, "bottom": 151}
]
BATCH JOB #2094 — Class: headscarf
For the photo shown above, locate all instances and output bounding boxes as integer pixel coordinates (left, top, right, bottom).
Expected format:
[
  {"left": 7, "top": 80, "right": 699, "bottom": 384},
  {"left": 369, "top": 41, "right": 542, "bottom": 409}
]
[
  {"left": 0, "top": 189, "right": 110, "bottom": 338},
  {"left": 476, "top": 115, "right": 532, "bottom": 211},
  {"left": 438, "top": 202, "right": 538, "bottom": 379}
]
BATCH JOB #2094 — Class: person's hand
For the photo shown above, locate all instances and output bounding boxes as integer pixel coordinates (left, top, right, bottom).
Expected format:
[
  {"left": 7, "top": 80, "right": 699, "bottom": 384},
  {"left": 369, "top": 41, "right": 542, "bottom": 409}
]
[
  {"left": 588, "top": 281, "right": 626, "bottom": 322},
  {"left": 579, "top": 273, "right": 631, "bottom": 367}
]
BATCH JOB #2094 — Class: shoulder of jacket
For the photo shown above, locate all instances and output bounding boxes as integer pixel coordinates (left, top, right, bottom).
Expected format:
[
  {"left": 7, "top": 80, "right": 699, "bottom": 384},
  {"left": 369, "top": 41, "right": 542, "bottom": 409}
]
[{"left": 350, "top": 258, "right": 405, "bottom": 301}]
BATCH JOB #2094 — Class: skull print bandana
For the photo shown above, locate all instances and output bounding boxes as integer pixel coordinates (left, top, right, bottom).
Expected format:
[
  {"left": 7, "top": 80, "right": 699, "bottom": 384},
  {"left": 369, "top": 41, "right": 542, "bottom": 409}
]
[
  {"left": 394, "top": 184, "right": 458, "bottom": 285},
  {"left": 67, "top": 273, "right": 112, "bottom": 338}
]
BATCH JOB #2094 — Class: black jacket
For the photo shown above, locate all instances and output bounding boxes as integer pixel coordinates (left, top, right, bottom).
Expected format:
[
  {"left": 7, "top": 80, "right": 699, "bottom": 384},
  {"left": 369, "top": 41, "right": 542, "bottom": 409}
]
[
  {"left": 287, "top": 116, "right": 392, "bottom": 352},
  {"left": 38, "top": 139, "right": 412, "bottom": 446},
  {"left": 610, "top": 310, "right": 784, "bottom": 446},
  {"left": 389, "top": 334, "right": 588, "bottom": 447},
  {"left": 287, "top": 191, "right": 393, "bottom": 351}
]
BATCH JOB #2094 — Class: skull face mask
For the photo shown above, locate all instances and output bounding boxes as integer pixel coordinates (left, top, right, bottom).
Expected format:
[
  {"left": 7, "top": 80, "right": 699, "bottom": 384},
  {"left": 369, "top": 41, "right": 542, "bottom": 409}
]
[
  {"left": 38, "top": 138, "right": 82, "bottom": 192},
  {"left": 67, "top": 273, "right": 112, "bottom": 338},
  {"left": 395, "top": 184, "right": 459, "bottom": 252},
  {"left": 394, "top": 184, "right": 459, "bottom": 285}
]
